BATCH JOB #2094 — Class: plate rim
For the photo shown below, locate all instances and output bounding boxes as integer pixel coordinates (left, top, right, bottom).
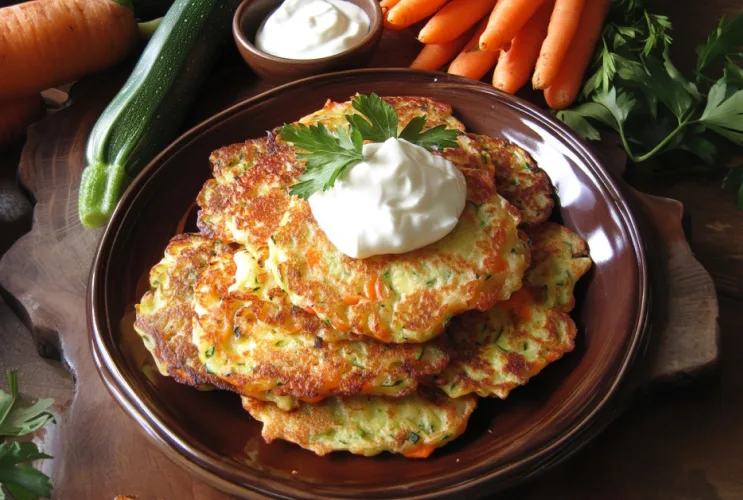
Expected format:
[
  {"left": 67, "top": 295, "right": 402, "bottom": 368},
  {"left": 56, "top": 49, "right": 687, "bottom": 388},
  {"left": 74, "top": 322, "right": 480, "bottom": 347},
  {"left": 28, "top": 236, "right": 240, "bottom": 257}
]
[{"left": 88, "top": 68, "right": 650, "bottom": 499}]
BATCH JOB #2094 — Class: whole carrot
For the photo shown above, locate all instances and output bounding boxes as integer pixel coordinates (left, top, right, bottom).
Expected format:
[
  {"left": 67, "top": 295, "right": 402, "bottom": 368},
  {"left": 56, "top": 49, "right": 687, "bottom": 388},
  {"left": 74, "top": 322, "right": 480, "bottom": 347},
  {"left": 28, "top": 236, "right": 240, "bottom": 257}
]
[
  {"left": 448, "top": 19, "right": 500, "bottom": 81},
  {"left": 410, "top": 29, "right": 474, "bottom": 70},
  {"left": 418, "top": 0, "right": 497, "bottom": 44},
  {"left": 386, "top": 0, "right": 449, "bottom": 30},
  {"left": 0, "top": 95, "right": 44, "bottom": 147},
  {"left": 544, "top": 0, "right": 610, "bottom": 109},
  {"left": 0, "top": 0, "right": 138, "bottom": 100},
  {"left": 479, "top": 0, "right": 548, "bottom": 52},
  {"left": 380, "top": 0, "right": 402, "bottom": 10},
  {"left": 532, "top": 0, "right": 586, "bottom": 89},
  {"left": 493, "top": 1, "right": 553, "bottom": 94}
]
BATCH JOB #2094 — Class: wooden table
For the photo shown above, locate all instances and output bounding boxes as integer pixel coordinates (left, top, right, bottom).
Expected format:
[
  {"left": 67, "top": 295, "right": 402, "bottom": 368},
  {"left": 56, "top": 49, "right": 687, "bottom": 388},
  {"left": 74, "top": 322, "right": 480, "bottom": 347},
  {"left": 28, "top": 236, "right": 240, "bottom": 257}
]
[{"left": 1, "top": 0, "right": 742, "bottom": 498}]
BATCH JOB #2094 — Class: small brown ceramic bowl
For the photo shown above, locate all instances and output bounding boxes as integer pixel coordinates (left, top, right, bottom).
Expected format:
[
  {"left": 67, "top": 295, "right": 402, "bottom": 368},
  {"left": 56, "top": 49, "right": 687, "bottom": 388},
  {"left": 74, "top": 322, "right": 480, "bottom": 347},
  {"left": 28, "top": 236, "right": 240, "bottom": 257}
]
[
  {"left": 89, "top": 69, "right": 650, "bottom": 499},
  {"left": 233, "top": 0, "right": 383, "bottom": 82}
]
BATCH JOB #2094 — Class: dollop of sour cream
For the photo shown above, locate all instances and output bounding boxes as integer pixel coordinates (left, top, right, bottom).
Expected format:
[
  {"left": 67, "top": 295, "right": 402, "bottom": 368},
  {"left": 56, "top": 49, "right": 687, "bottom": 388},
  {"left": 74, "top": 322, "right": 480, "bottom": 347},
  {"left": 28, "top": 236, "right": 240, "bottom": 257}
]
[
  {"left": 309, "top": 137, "right": 467, "bottom": 259},
  {"left": 255, "top": 0, "right": 369, "bottom": 60}
]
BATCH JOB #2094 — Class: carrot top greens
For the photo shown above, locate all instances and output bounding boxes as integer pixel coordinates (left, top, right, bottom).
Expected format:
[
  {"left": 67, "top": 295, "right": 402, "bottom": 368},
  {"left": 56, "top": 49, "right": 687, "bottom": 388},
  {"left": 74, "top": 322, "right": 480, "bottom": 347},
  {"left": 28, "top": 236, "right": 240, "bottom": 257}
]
[
  {"left": 279, "top": 94, "right": 459, "bottom": 199},
  {"left": 0, "top": 370, "right": 56, "bottom": 499},
  {"left": 557, "top": 0, "right": 743, "bottom": 207}
]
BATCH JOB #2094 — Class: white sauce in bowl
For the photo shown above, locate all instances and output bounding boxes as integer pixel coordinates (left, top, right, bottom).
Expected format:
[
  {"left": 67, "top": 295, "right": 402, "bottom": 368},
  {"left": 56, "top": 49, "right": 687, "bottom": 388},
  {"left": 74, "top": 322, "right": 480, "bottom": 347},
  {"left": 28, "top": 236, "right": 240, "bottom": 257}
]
[{"left": 255, "top": 0, "right": 370, "bottom": 60}]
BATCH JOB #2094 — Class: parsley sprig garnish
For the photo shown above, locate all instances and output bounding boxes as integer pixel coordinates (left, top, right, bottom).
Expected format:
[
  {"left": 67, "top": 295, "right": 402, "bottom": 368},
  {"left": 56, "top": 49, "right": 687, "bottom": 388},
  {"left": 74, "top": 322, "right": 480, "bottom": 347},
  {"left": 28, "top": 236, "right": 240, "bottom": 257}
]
[
  {"left": 1, "top": 370, "right": 55, "bottom": 500},
  {"left": 279, "top": 93, "right": 459, "bottom": 199},
  {"left": 557, "top": 1, "right": 743, "bottom": 207}
]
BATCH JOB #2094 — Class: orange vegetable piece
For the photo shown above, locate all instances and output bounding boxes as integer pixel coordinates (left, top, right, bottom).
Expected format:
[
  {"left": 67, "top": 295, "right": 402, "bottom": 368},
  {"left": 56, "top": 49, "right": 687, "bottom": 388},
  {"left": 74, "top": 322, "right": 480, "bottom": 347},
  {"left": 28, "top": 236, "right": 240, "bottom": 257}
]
[
  {"left": 448, "top": 19, "right": 500, "bottom": 81},
  {"left": 0, "top": 0, "right": 138, "bottom": 99},
  {"left": 403, "top": 444, "right": 438, "bottom": 458},
  {"left": 532, "top": 0, "right": 586, "bottom": 89},
  {"left": 479, "top": 0, "right": 549, "bottom": 52},
  {"left": 418, "top": 0, "right": 497, "bottom": 44},
  {"left": 492, "top": 0, "right": 554, "bottom": 94},
  {"left": 544, "top": 0, "right": 611, "bottom": 109},
  {"left": 386, "top": 0, "right": 449, "bottom": 30},
  {"left": 410, "top": 29, "right": 474, "bottom": 71}
]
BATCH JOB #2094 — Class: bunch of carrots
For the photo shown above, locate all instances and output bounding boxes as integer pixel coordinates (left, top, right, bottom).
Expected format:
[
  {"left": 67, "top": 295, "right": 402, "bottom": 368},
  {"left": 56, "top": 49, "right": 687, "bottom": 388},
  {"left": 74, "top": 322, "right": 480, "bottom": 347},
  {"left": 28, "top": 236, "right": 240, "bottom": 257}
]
[{"left": 382, "top": 0, "right": 610, "bottom": 109}]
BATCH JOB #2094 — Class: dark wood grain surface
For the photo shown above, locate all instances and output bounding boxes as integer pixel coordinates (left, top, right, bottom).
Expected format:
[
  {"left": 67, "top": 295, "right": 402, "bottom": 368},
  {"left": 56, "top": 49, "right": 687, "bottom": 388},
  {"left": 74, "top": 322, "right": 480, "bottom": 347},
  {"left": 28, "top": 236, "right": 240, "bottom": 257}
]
[{"left": 0, "top": 0, "right": 741, "bottom": 498}]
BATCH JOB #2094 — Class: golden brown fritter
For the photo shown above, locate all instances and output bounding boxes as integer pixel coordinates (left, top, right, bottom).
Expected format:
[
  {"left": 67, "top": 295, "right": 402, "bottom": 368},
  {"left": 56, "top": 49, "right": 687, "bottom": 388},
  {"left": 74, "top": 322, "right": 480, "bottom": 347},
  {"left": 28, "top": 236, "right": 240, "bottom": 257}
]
[
  {"left": 470, "top": 134, "right": 555, "bottom": 227},
  {"left": 436, "top": 223, "right": 592, "bottom": 399},
  {"left": 197, "top": 134, "right": 302, "bottom": 262},
  {"left": 242, "top": 387, "right": 477, "bottom": 458},
  {"left": 197, "top": 96, "right": 530, "bottom": 343},
  {"left": 134, "top": 234, "right": 296, "bottom": 411},
  {"left": 266, "top": 189, "right": 529, "bottom": 344},
  {"left": 134, "top": 234, "right": 235, "bottom": 391},
  {"left": 192, "top": 250, "right": 452, "bottom": 403}
]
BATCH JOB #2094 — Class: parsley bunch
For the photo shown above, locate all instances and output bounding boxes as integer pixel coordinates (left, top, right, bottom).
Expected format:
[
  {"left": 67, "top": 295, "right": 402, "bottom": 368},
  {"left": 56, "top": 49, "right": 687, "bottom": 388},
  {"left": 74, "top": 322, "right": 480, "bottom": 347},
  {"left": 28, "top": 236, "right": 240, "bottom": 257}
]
[
  {"left": 279, "top": 94, "right": 460, "bottom": 199},
  {"left": 0, "top": 370, "right": 55, "bottom": 500},
  {"left": 557, "top": 0, "right": 743, "bottom": 207}
]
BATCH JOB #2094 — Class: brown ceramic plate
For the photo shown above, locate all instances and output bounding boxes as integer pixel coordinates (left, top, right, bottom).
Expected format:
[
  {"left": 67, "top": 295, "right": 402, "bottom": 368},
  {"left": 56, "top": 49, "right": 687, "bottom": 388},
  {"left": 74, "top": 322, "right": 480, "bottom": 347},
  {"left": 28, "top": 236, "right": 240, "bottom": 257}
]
[{"left": 89, "top": 69, "right": 649, "bottom": 499}]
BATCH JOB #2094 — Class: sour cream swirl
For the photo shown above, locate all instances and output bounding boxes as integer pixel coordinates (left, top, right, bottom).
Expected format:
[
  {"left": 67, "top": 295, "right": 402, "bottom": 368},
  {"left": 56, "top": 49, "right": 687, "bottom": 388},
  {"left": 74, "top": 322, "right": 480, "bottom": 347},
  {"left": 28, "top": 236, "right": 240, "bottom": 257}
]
[
  {"left": 308, "top": 137, "right": 467, "bottom": 259},
  {"left": 255, "top": 0, "right": 369, "bottom": 60}
]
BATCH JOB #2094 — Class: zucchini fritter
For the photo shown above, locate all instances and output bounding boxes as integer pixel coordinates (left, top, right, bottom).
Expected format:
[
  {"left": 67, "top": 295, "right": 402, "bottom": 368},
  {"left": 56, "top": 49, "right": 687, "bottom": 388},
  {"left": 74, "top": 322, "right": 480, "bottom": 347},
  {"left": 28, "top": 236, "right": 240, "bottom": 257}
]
[
  {"left": 471, "top": 134, "right": 555, "bottom": 227},
  {"left": 242, "top": 387, "right": 477, "bottom": 458},
  {"left": 197, "top": 135, "right": 301, "bottom": 262},
  {"left": 436, "top": 223, "right": 592, "bottom": 399},
  {"left": 193, "top": 250, "right": 452, "bottom": 403},
  {"left": 134, "top": 234, "right": 234, "bottom": 390},
  {"left": 266, "top": 190, "right": 529, "bottom": 344},
  {"left": 197, "top": 96, "right": 531, "bottom": 344},
  {"left": 133, "top": 234, "right": 295, "bottom": 411}
]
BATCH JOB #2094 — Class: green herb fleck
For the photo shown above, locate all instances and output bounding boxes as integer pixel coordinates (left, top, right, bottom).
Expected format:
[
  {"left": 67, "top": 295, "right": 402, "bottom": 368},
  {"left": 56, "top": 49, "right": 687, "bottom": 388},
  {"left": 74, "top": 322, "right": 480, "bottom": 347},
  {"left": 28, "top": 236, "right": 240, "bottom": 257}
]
[
  {"left": 205, "top": 346, "right": 215, "bottom": 358},
  {"left": 409, "top": 432, "right": 420, "bottom": 444}
]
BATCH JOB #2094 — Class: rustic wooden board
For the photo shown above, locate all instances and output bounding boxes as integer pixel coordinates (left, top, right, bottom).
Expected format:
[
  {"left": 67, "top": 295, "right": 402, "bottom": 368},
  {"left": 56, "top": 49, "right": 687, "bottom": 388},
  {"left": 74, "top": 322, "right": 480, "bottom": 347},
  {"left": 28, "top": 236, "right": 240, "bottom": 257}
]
[{"left": 0, "top": 29, "right": 720, "bottom": 499}]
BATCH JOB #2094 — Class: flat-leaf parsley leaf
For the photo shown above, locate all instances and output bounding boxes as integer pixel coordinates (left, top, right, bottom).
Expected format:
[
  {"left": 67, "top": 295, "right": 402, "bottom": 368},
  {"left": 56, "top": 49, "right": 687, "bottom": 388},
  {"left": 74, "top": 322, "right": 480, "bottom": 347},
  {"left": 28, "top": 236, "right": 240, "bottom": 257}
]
[
  {"left": 279, "top": 93, "right": 460, "bottom": 199},
  {"left": 1, "top": 370, "right": 56, "bottom": 500}
]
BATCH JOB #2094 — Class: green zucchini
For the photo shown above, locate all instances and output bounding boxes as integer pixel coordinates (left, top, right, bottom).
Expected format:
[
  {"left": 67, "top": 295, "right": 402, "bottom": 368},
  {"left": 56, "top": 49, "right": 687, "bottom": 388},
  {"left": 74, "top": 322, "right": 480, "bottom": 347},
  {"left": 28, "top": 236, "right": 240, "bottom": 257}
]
[{"left": 79, "top": 0, "right": 241, "bottom": 228}]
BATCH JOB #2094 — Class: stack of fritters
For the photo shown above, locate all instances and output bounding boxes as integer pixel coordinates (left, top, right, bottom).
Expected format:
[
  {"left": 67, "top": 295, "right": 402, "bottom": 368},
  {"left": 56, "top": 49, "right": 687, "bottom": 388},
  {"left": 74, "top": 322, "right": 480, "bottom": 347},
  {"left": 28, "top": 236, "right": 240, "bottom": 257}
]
[{"left": 134, "top": 96, "right": 592, "bottom": 458}]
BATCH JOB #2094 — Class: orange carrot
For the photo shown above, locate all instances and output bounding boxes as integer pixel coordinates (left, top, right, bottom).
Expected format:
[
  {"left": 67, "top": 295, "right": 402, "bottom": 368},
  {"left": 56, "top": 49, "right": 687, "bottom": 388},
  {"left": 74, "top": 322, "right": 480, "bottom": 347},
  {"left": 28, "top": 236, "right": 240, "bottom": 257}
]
[
  {"left": 479, "top": 0, "right": 549, "bottom": 52},
  {"left": 0, "top": 95, "right": 44, "bottom": 146},
  {"left": 410, "top": 29, "right": 473, "bottom": 70},
  {"left": 403, "top": 444, "right": 438, "bottom": 459},
  {"left": 365, "top": 279, "right": 380, "bottom": 301},
  {"left": 380, "top": 0, "right": 402, "bottom": 9},
  {"left": 386, "top": 0, "right": 449, "bottom": 30},
  {"left": 383, "top": 9, "right": 400, "bottom": 30},
  {"left": 448, "top": 19, "right": 500, "bottom": 81},
  {"left": 544, "top": 0, "right": 610, "bottom": 109},
  {"left": 306, "top": 249, "right": 321, "bottom": 267},
  {"left": 492, "top": 0, "right": 553, "bottom": 94},
  {"left": 532, "top": 0, "right": 586, "bottom": 89},
  {"left": 418, "top": 0, "right": 497, "bottom": 44},
  {"left": 0, "top": 0, "right": 138, "bottom": 100}
]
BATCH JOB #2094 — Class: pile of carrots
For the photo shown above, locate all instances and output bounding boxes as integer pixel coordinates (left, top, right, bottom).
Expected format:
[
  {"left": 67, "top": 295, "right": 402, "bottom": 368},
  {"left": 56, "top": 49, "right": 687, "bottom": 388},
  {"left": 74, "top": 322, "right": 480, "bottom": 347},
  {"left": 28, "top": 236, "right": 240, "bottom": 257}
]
[
  {"left": 382, "top": 0, "right": 611, "bottom": 109},
  {"left": 0, "top": 0, "right": 138, "bottom": 146}
]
